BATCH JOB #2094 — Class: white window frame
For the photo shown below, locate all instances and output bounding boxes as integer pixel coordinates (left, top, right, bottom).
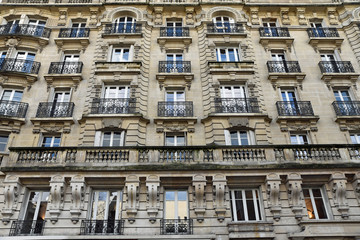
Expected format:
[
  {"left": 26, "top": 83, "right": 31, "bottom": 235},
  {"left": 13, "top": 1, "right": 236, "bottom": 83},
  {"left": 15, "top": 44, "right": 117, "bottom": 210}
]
[
  {"left": 14, "top": 51, "right": 36, "bottom": 60},
  {"left": 230, "top": 189, "right": 263, "bottom": 222},
  {"left": 224, "top": 130, "right": 255, "bottom": 146},
  {"left": 165, "top": 90, "right": 185, "bottom": 102},
  {"left": 216, "top": 47, "right": 240, "bottom": 62},
  {"left": 0, "top": 89, "right": 23, "bottom": 102},
  {"left": 333, "top": 89, "right": 353, "bottom": 102},
  {"left": 303, "top": 187, "right": 330, "bottom": 220},
  {"left": 350, "top": 133, "right": 360, "bottom": 144},
  {"left": 165, "top": 132, "right": 186, "bottom": 146},
  {"left": 290, "top": 133, "right": 309, "bottom": 145},
  {"left": 220, "top": 85, "right": 246, "bottom": 98},
  {"left": 41, "top": 135, "right": 61, "bottom": 147},
  {"left": 280, "top": 89, "right": 297, "bottom": 102},
  {"left": 113, "top": 16, "right": 136, "bottom": 25},
  {"left": 111, "top": 47, "right": 132, "bottom": 62},
  {"left": 164, "top": 190, "right": 189, "bottom": 219},
  {"left": 28, "top": 19, "right": 46, "bottom": 27},
  {"left": 0, "top": 135, "right": 9, "bottom": 152},
  {"left": 103, "top": 86, "right": 130, "bottom": 99},
  {"left": 90, "top": 190, "right": 123, "bottom": 221},
  {"left": 63, "top": 53, "right": 80, "bottom": 62},
  {"left": 101, "top": 131, "right": 125, "bottom": 147}
]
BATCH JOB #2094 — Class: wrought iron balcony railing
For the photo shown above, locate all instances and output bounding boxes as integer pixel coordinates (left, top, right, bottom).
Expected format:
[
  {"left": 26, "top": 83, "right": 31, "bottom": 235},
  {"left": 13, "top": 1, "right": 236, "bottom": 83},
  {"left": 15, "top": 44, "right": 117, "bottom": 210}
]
[
  {"left": 80, "top": 220, "right": 124, "bottom": 235},
  {"left": 276, "top": 101, "right": 315, "bottom": 116},
  {"left": 307, "top": 28, "right": 339, "bottom": 38},
  {"left": 0, "top": 100, "right": 28, "bottom": 118},
  {"left": 332, "top": 101, "right": 360, "bottom": 116},
  {"left": 58, "top": 28, "right": 90, "bottom": 38},
  {"left": 0, "top": 58, "right": 40, "bottom": 74},
  {"left": 0, "top": 24, "right": 51, "bottom": 38},
  {"left": 318, "top": 61, "right": 355, "bottom": 73},
  {"left": 259, "top": 27, "right": 290, "bottom": 37},
  {"left": 158, "top": 61, "right": 191, "bottom": 73},
  {"left": 103, "top": 23, "right": 142, "bottom": 34},
  {"left": 158, "top": 101, "right": 193, "bottom": 117},
  {"left": 91, "top": 98, "right": 136, "bottom": 114},
  {"left": 160, "top": 219, "right": 193, "bottom": 235},
  {"left": 160, "top": 27, "right": 189, "bottom": 37},
  {"left": 207, "top": 23, "right": 244, "bottom": 34},
  {"left": 214, "top": 98, "right": 260, "bottom": 113},
  {"left": 267, "top": 61, "right": 302, "bottom": 73},
  {"left": 9, "top": 220, "right": 45, "bottom": 236},
  {"left": 36, "top": 102, "right": 74, "bottom": 118},
  {"left": 48, "top": 62, "right": 83, "bottom": 74}
]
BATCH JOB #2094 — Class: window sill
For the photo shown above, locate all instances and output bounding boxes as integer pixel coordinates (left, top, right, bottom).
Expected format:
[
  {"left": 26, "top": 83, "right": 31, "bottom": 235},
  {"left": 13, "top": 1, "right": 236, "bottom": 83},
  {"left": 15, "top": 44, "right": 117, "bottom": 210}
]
[{"left": 228, "top": 221, "right": 275, "bottom": 239}]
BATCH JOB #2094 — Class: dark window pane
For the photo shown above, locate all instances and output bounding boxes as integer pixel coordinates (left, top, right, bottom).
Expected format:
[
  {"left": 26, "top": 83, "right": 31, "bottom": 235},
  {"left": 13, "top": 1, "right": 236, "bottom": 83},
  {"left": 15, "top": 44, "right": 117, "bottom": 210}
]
[
  {"left": 235, "top": 199, "right": 245, "bottom": 221},
  {"left": 246, "top": 199, "right": 256, "bottom": 220},
  {"left": 314, "top": 198, "right": 328, "bottom": 219}
]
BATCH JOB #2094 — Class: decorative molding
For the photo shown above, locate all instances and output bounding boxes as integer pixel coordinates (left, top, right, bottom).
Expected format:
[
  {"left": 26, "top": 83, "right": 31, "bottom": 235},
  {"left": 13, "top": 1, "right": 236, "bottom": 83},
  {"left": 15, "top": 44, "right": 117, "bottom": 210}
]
[
  {"left": 58, "top": 8, "right": 68, "bottom": 26},
  {"left": 266, "top": 173, "right": 282, "bottom": 221},
  {"left": 352, "top": 172, "right": 360, "bottom": 205},
  {"left": 49, "top": 175, "right": 65, "bottom": 223},
  {"left": 31, "top": 120, "right": 74, "bottom": 134},
  {"left": 2, "top": 175, "right": 21, "bottom": 224},
  {"left": 125, "top": 175, "right": 140, "bottom": 223},
  {"left": 250, "top": 7, "right": 260, "bottom": 25},
  {"left": 297, "top": 8, "right": 307, "bottom": 25},
  {"left": 185, "top": 7, "right": 195, "bottom": 25},
  {"left": 146, "top": 175, "right": 160, "bottom": 223},
  {"left": 277, "top": 118, "right": 319, "bottom": 132},
  {"left": 286, "top": 173, "right": 303, "bottom": 220},
  {"left": 155, "top": 120, "right": 196, "bottom": 133},
  {"left": 329, "top": 172, "right": 349, "bottom": 219},
  {"left": 153, "top": 7, "right": 163, "bottom": 25},
  {"left": 192, "top": 175, "right": 207, "bottom": 222},
  {"left": 206, "top": 7, "right": 246, "bottom": 22},
  {"left": 70, "top": 175, "right": 86, "bottom": 223},
  {"left": 327, "top": 7, "right": 339, "bottom": 25},
  {"left": 212, "top": 174, "right": 227, "bottom": 222},
  {"left": 280, "top": 8, "right": 290, "bottom": 25}
]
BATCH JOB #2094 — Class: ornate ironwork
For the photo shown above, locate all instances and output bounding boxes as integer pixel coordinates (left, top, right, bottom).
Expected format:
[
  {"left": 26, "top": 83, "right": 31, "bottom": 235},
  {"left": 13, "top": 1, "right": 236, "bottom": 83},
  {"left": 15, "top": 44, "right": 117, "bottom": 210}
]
[
  {"left": 0, "top": 24, "right": 51, "bottom": 38},
  {"left": 0, "top": 100, "right": 28, "bottom": 118},
  {"left": 332, "top": 101, "right": 360, "bottom": 116},
  {"left": 103, "top": 23, "right": 142, "bottom": 34},
  {"left": 9, "top": 220, "right": 45, "bottom": 236},
  {"left": 160, "top": 219, "right": 193, "bottom": 235},
  {"left": 276, "top": 101, "right": 314, "bottom": 116},
  {"left": 318, "top": 61, "right": 355, "bottom": 73},
  {"left": 158, "top": 101, "right": 193, "bottom": 117},
  {"left": 267, "top": 61, "right": 302, "bottom": 73},
  {"left": 81, "top": 220, "right": 124, "bottom": 235},
  {"left": 207, "top": 23, "right": 244, "bottom": 34},
  {"left": 0, "top": 58, "right": 40, "bottom": 74},
  {"left": 91, "top": 98, "right": 136, "bottom": 114},
  {"left": 307, "top": 28, "right": 339, "bottom": 38},
  {"left": 158, "top": 61, "right": 191, "bottom": 73},
  {"left": 36, "top": 102, "right": 74, "bottom": 118},
  {"left": 58, "top": 28, "right": 90, "bottom": 38},
  {"left": 214, "top": 98, "right": 260, "bottom": 113},
  {"left": 48, "top": 62, "right": 83, "bottom": 74},
  {"left": 259, "top": 27, "right": 290, "bottom": 37},
  {"left": 160, "top": 27, "right": 189, "bottom": 37}
]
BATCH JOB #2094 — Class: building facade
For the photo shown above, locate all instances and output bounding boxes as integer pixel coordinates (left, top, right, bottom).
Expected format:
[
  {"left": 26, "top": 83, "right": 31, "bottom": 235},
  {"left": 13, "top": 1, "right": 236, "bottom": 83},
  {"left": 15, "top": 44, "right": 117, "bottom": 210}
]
[{"left": 0, "top": 0, "right": 360, "bottom": 239}]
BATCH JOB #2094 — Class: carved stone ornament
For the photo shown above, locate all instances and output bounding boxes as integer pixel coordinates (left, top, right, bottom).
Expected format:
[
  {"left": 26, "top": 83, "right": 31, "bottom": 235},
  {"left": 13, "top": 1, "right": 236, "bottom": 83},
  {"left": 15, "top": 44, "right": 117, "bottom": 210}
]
[
  {"left": 155, "top": 120, "right": 196, "bottom": 133},
  {"left": 286, "top": 173, "right": 303, "bottom": 220},
  {"left": 297, "top": 8, "right": 307, "bottom": 25},
  {"left": 278, "top": 119, "right": 318, "bottom": 132},
  {"left": 146, "top": 175, "right": 160, "bottom": 223},
  {"left": 212, "top": 174, "right": 227, "bottom": 222},
  {"left": 58, "top": 8, "right": 68, "bottom": 26},
  {"left": 352, "top": 172, "right": 360, "bottom": 205},
  {"left": 280, "top": 8, "right": 290, "bottom": 25},
  {"left": 5, "top": 37, "right": 20, "bottom": 48},
  {"left": 185, "top": 7, "right": 195, "bottom": 25},
  {"left": 193, "top": 175, "right": 207, "bottom": 222},
  {"left": 266, "top": 173, "right": 282, "bottom": 221},
  {"left": 2, "top": 175, "right": 21, "bottom": 224},
  {"left": 49, "top": 175, "right": 65, "bottom": 223},
  {"left": 70, "top": 175, "right": 86, "bottom": 223},
  {"left": 89, "top": 7, "right": 99, "bottom": 26},
  {"left": 329, "top": 172, "right": 349, "bottom": 219},
  {"left": 228, "top": 118, "right": 249, "bottom": 129},
  {"left": 250, "top": 7, "right": 260, "bottom": 25},
  {"left": 125, "top": 175, "right": 140, "bottom": 223},
  {"left": 153, "top": 7, "right": 163, "bottom": 25},
  {"left": 327, "top": 7, "right": 339, "bottom": 25}
]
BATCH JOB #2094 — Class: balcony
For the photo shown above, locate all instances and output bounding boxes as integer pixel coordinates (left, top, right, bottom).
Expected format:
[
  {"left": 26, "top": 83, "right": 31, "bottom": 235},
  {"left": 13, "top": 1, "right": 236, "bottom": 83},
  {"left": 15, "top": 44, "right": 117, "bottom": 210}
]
[
  {"left": 90, "top": 98, "right": 136, "bottom": 115},
  {"left": 160, "top": 219, "right": 193, "bottom": 235},
  {"left": 103, "top": 23, "right": 142, "bottom": 35},
  {"left": 0, "top": 58, "right": 40, "bottom": 75},
  {"left": 80, "top": 220, "right": 124, "bottom": 235},
  {"left": 307, "top": 28, "right": 339, "bottom": 38},
  {"left": 35, "top": 102, "right": 74, "bottom": 118},
  {"left": 333, "top": 101, "right": 360, "bottom": 116},
  {"left": 159, "top": 61, "right": 191, "bottom": 73},
  {"left": 48, "top": 62, "right": 83, "bottom": 74},
  {"left": 9, "top": 220, "right": 45, "bottom": 236},
  {"left": 160, "top": 27, "right": 189, "bottom": 37},
  {"left": 158, "top": 101, "right": 193, "bottom": 117},
  {"left": 319, "top": 61, "right": 355, "bottom": 73},
  {"left": 58, "top": 28, "right": 90, "bottom": 38},
  {"left": 156, "top": 61, "right": 194, "bottom": 89},
  {"left": 157, "top": 28, "right": 192, "bottom": 52},
  {"left": 0, "top": 100, "right": 28, "bottom": 118},
  {"left": 207, "top": 23, "right": 244, "bottom": 34},
  {"left": 306, "top": 28, "right": 343, "bottom": 52},
  {"left": 214, "top": 98, "right": 260, "bottom": 114},
  {"left": 0, "top": 24, "right": 51, "bottom": 39},
  {"left": 259, "top": 27, "right": 294, "bottom": 51},
  {"left": 267, "top": 61, "right": 306, "bottom": 88},
  {"left": 276, "top": 101, "right": 314, "bottom": 116},
  {"left": 259, "top": 27, "right": 290, "bottom": 37},
  {"left": 318, "top": 61, "right": 359, "bottom": 85},
  {"left": 54, "top": 28, "right": 90, "bottom": 52}
]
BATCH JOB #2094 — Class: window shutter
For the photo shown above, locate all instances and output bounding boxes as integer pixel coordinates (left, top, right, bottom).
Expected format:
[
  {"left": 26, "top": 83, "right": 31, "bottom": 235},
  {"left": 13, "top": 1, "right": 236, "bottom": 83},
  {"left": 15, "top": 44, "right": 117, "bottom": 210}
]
[
  {"left": 94, "top": 131, "right": 102, "bottom": 146},
  {"left": 129, "top": 45, "right": 134, "bottom": 61},
  {"left": 249, "top": 131, "right": 256, "bottom": 145},
  {"left": 224, "top": 130, "right": 231, "bottom": 146},
  {"left": 120, "top": 131, "right": 125, "bottom": 146}
]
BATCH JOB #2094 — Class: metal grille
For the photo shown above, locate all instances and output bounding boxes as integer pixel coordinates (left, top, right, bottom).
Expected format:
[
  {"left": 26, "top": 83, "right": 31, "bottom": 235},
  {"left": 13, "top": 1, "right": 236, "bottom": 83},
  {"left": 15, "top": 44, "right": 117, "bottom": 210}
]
[
  {"left": 307, "top": 28, "right": 339, "bottom": 38},
  {"left": 160, "top": 219, "right": 193, "bottom": 235},
  {"left": 0, "top": 100, "right": 28, "bottom": 118},
  {"left": 103, "top": 23, "right": 142, "bottom": 34},
  {"left": 214, "top": 98, "right": 260, "bottom": 113},
  {"left": 80, "top": 220, "right": 124, "bottom": 235},
  {"left": 276, "top": 101, "right": 314, "bottom": 116},
  {"left": 332, "top": 101, "right": 360, "bottom": 116},
  {"left": 0, "top": 58, "right": 40, "bottom": 74},
  {"left": 91, "top": 98, "right": 136, "bottom": 114},
  {"left": 267, "top": 61, "right": 301, "bottom": 73},
  {"left": 318, "top": 61, "right": 355, "bottom": 73},
  {"left": 0, "top": 24, "right": 51, "bottom": 38},
  {"left": 48, "top": 62, "right": 83, "bottom": 74},
  {"left": 259, "top": 27, "right": 290, "bottom": 37},
  {"left": 58, "top": 28, "right": 90, "bottom": 38},
  {"left": 9, "top": 220, "right": 45, "bottom": 236},
  {"left": 158, "top": 101, "right": 193, "bottom": 117},
  {"left": 36, "top": 102, "right": 74, "bottom": 118},
  {"left": 158, "top": 61, "right": 191, "bottom": 73},
  {"left": 207, "top": 23, "right": 244, "bottom": 34},
  {"left": 160, "top": 27, "right": 189, "bottom": 37}
]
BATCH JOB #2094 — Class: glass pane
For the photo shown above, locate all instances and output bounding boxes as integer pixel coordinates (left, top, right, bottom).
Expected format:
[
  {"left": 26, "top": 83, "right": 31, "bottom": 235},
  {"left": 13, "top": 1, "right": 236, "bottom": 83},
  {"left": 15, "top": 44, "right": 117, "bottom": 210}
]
[
  {"left": 239, "top": 132, "right": 249, "bottom": 145},
  {"left": 228, "top": 49, "right": 236, "bottom": 61},
  {"left": 314, "top": 198, "right": 328, "bottom": 219},
  {"left": 24, "top": 192, "right": 38, "bottom": 221},
  {"left": 235, "top": 198, "right": 245, "bottom": 221},
  {"left": 176, "top": 92, "right": 185, "bottom": 101},
  {"left": 165, "top": 136, "right": 175, "bottom": 146},
  {"left": 37, "top": 192, "right": 49, "bottom": 220},
  {"left": 96, "top": 191, "right": 107, "bottom": 220},
  {"left": 230, "top": 132, "right": 239, "bottom": 145},
  {"left": 176, "top": 136, "right": 185, "bottom": 146},
  {"left": 246, "top": 199, "right": 256, "bottom": 220},
  {"left": 112, "top": 132, "right": 121, "bottom": 146},
  {"left": 122, "top": 49, "right": 129, "bottom": 61},
  {"left": 165, "top": 191, "right": 175, "bottom": 219},
  {"left": 13, "top": 91, "right": 23, "bottom": 102},
  {"left": 108, "top": 191, "right": 117, "bottom": 220},
  {"left": 53, "top": 137, "right": 61, "bottom": 147},
  {"left": 1, "top": 90, "right": 12, "bottom": 101},
  {"left": 177, "top": 191, "right": 188, "bottom": 218},
  {"left": 166, "top": 92, "right": 174, "bottom": 102},
  {"left": 0, "top": 136, "right": 8, "bottom": 151},
  {"left": 42, "top": 137, "right": 53, "bottom": 147}
]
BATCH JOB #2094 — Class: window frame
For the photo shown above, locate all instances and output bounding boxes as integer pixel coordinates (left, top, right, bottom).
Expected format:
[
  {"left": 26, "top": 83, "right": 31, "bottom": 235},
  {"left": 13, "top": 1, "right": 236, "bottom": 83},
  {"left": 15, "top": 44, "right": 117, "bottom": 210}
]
[
  {"left": 89, "top": 189, "right": 123, "bottom": 221},
  {"left": 101, "top": 131, "right": 125, "bottom": 147},
  {"left": 111, "top": 47, "right": 132, "bottom": 62},
  {"left": 102, "top": 85, "right": 130, "bottom": 99},
  {"left": 216, "top": 47, "right": 240, "bottom": 62},
  {"left": 164, "top": 190, "right": 189, "bottom": 219},
  {"left": 350, "top": 133, "right": 360, "bottom": 144},
  {"left": 290, "top": 133, "right": 309, "bottom": 145},
  {"left": 0, "top": 134, "right": 9, "bottom": 152},
  {"left": 224, "top": 130, "right": 254, "bottom": 146},
  {"left": 230, "top": 188, "right": 264, "bottom": 222},
  {"left": 165, "top": 132, "right": 186, "bottom": 146},
  {"left": 40, "top": 135, "right": 61, "bottom": 147},
  {"left": 220, "top": 85, "right": 247, "bottom": 98},
  {"left": 303, "top": 186, "right": 331, "bottom": 220}
]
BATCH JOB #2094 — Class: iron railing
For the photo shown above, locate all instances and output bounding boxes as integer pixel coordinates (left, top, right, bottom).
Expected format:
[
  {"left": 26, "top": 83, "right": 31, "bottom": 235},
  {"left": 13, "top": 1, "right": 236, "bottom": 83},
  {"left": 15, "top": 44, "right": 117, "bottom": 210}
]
[
  {"left": 333, "top": 101, "right": 360, "bottom": 116},
  {"left": 207, "top": 23, "right": 244, "bottom": 34},
  {"left": 103, "top": 23, "right": 142, "bottom": 34},
  {"left": 214, "top": 98, "right": 260, "bottom": 113},
  {"left": 36, "top": 102, "right": 74, "bottom": 118},
  {"left": 318, "top": 61, "right": 355, "bottom": 73},
  {"left": 160, "top": 27, "right": 189, "bottom": 37},
  {"left": 307, "top": 28, "right": 339, "bottom": 38},
  {"left": 259, "top": 27, "right": 290, "bottom": 37},
  {"left": 80, "top": 220, "right": 124, "bottom": 235},
  {"left": 160, "top": 219, "right": 193, "bottom": 235},
  {"left": 0, "top": 24, "right": 51, "bottom": 38},
  {"left": 158, "top": 101, "right": 193, "bottom": 117},
  {"left": 158, "top": 61, "right": 191, "bottom": 73},
  {"left": 276, "top": 101, "right": 315, "bottom": 116},
  {"left": 267, "top": 61, "right": 302, "bottom": 73},
  {"left": 0, "top": 100, "right": 28, "bottom": 118},
  {"left": 58, "top": 28, "right": 90, "bottom": 38},
  {"left": 91, "top": 98, "right": 136, "bottom": 114},
  {"left": 9, "top": 220, "right": 45, "bottom": 236},
  {"left": 48, "top": 62, "right": 83, "bottom": 74},
  {"left": 0, "top": 58, "right": 40, "bottom": 74}
]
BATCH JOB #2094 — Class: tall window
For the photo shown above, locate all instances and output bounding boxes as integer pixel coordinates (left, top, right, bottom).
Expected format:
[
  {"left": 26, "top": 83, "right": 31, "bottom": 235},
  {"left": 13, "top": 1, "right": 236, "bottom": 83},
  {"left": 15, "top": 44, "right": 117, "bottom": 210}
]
[
  {"left": 225, "top": 130, "right": 251, "bottom": 146},
  {"left": 112, "top": 48, "right": 130, "bottom": 62},
  {"left": 290, "top": 134, "right": 309, "bottom": 145},
  {"left": 165, "top": 133, "right": 186, "bottom": 146},
  {"left": 163, "top": 190, "right": 190, "bottom": 234},
  {"left": 102, "top": 131, "right": 125, "bottom": 147},
  {"left": 220, "top": 86, "right": 246, "bottom": 98},
  {"left": 113, "top": 16, "right": 136, "bottom": 33},
  {"left": 262, "top": 21, "right": 278, "bottom": 37},
  {"left": 166, "top": 21, "right": 182, "bottom": 36},
  {"left": 350, "top": 133, "right": 360, "bottom": 144},
  {"left": 216, "top": 48, "right": 240, "bottom": 62},
  {"left": 212, "top": 16, "right": 234, "bottom": 33},
  {"left": 103, "top": 86, "right": 130, "bottom": 99},
  {"left": 230, "top": 189, "right": 263, "bottom": 221},
  {"left": 0, "top": 135, "right": 9, "bottom": 152},
  {"left": 41, "top": 136, "right": 61, "bottom": 147},
  {"left": 70, "top": 22, "right": 86, "bottom": 37},
  {"left": 303, "top": 187, "right": 329, "bottom": 220}
]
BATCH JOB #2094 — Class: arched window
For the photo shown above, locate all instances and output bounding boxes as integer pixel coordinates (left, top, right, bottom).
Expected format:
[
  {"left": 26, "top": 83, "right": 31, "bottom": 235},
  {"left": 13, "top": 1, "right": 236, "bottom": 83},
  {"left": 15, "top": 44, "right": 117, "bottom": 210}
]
[
  {"left": 212, "top": 16, "right": 235, "bottom": 33},
  {"left": 113, "top": 16, "right": 136, "bottom": 33}
]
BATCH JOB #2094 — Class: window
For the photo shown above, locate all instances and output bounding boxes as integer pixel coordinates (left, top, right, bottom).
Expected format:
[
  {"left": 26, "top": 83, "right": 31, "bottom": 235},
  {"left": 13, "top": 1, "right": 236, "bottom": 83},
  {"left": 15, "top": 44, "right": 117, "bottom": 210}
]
[
  {"left": 101, "top": 131, "right": 125, "bottom": 147},
  {"left": 99, "top": 86, "right": 131, "bottom": 114},
  {"left": 103, "top": 86, "right": 130, "bottom": 99},
  {"left": 166, "top": 21, "right": 182, "bottom": 36},
  {"left": 8, "top": 20, "right": 20, "bottom": 34},
  {"left": 334, "top": 90, "right": 351, "bottom": 102},
  {"left": 163, "top": 190, "right": 190, "bottom": 234},
  {"left": 216, "top": 48, "right": 240, "bottom": 62},
  {"left": 303, "top": 187, "right": 329, "bottom": 219},
  {"left": 113, "top": 16, "right": 136, "bottom": 33},
  {"left": 63, "top": 54, "right": 80, "bottom": 62},
  {"left": 262, "top": 20, "right": 278, "bottom": 37},
  {"left": 225, "top": 130, "right": 252, "bottom": 146},
  {"left": 111, "top": 48, "right": 131, "bottom": 62},
  {"left": 70, "top": 22, "right": 86, "bottom": 37},
  {"left": 290, "top": 134, "right": 309, "bottom": 144},
  {"left": 220, "top": 86, "right": 246, "bottom": 98},
  {"left": 165, "top": 54, "right": 184, "bottom": 73},
  {"left": 165, "top": 133, "right": 186, "bottom": 146},
  {"left": 230, "top": 189, "right": 263, "bottom": 221},
  {"left": 41, "top": 136, "right": 61, "bottom": 147},
  {"left": 212, "top": 16, "right": 234, "bottom": 33},
  {"left": 271, "top": 52, "right": 288, "bottom": 72},
  {"left": 0, "top": 89, "right": 24, "bottom": 117},
  {"left": 310, "top": 21, "right": 325, "bottom": 37},
  {"left": 350, "top": 133, "right": 360, "bottom": 144},
  {"left": 0, "top": 135, "right": 9, "bottom": 151},
  {"left": 1, "top": 89, "right": 23, "bottom": 102},
  {"left": 219, "top": 86, "right": 250, "bottom": 113}
]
